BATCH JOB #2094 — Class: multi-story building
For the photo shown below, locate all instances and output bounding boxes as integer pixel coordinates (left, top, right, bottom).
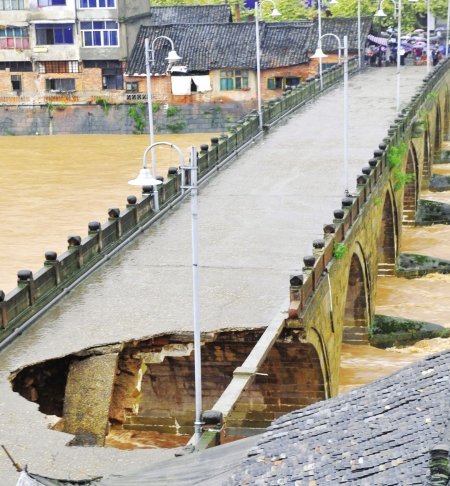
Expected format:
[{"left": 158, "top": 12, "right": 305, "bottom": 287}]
[{"left": 0, "top": 0, "right": 149, "bottom": 100}]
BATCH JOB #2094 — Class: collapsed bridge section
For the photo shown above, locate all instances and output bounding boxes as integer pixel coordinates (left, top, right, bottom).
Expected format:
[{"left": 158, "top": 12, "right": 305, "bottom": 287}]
[{"left": 11, "top": 327, "right": 326, "bottom": 446}]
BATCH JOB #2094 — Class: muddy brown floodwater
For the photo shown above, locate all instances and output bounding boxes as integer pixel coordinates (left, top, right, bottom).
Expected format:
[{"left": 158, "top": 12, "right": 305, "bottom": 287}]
[
  {"left": 0, "top": 133, "right": 217, "bottom": 293},
  {"left": 339, "top": 162, "right": 450, "bottom": 394},
  {"left": 1, "top": 134, "right": 450, "bottom": 447}
]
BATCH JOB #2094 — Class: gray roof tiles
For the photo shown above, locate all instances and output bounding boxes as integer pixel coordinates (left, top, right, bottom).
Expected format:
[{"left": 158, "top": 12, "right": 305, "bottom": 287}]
[
  {"left": 225, "top": 350, "right": 450, "bottom": 485},
  {"left": 310, "top": 16, "right": 373, "bottom": 52},
  {"left": 126, "top": 17, "right": 373, "bottom": 76},
  {"left": 126, "top": 22, "right": 313, "bottom": 75}
]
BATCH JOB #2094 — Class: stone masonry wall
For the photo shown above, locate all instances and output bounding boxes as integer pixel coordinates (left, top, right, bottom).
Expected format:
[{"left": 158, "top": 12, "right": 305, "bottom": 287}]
[{"left": 0, "top": 102, "right": 248, "bottom": 136}]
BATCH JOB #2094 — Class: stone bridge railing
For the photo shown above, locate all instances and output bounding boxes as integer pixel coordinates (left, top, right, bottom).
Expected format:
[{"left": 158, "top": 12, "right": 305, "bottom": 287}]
[
  {"left": 288, "top": 58, "right": 450, "bottom": 322},
  {"left": 0, "top": 59, "right": 358, "bottom": 346},
  {"left": 281, "top": 57, "right": 450, "bottom": 403},
  {"left": 198, "top": 58, "right": 450, "bottom": 444}
]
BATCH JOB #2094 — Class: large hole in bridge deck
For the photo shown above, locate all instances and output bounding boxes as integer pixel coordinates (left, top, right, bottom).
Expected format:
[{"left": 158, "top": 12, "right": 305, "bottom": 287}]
[{"left": 10, "top": 329, "right": 326, "bottom": 449}]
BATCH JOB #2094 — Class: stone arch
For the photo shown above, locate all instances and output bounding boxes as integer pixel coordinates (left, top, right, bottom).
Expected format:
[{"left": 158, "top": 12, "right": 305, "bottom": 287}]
[
  {"left": 403, "top": 144, "right": 419, "bottom": 226},
  {"left": 423, "top": 127, "right": 432, "bottom": 180},
  {"left": 228, "top": 338, "right": 327, "bottom": 436},
  {"left": 307, "top": 326, "right": 332, "bottom": 399},
  {"left": 377, "top": 188, "right": 398, "bottom": 276},
  {"left": 445, "top": 89, "right": 450, "bottom": 141},
  {"left": 434, "top": 104, "right": 442, "bottom": 153},
  {"left": 342, "top": 248, "right": 370, "bottom": 344}
]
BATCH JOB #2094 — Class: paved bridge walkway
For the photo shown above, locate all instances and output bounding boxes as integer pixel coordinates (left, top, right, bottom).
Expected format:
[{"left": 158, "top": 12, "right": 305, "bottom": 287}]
[{"left": 0, "top": 66, "right": 426, "bottom": 485}]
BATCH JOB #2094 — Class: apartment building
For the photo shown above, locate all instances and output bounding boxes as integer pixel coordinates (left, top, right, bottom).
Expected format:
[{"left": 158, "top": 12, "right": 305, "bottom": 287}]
[{"left": 0, "top": 0, "right": 149, "bottom": 100}]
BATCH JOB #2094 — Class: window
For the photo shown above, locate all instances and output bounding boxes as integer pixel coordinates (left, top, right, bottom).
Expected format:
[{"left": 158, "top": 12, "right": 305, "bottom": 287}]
[
  {"left": 11, "top": 74, "right": 21, "bottom": 92},
  {"left": 0, "top": 61, "right": 32, "bottom": 71},
  {"left": 38, "top": 0, "right": 66, "bottom": 5},
  {"left": 83, "top": 60, "right": 121, "bottom": 68},
  {"left": 220, "top": 70, "right": 248, "bottom": 91},
  {"left": 0, "top": 27, "right": 29, "bottom": 49},
  {"left": 37, "top": 61, "right": 79, "bottom": 73},
  {"left": 36, "top": 24, "right": 74, "bottom": 45},
  {"left": 45, "top": 78, "right": 75, "bottom": 92},
  {"left": 80, "top": 20, "right": 118, "bottom": 47},
  {"left": 102, "top": 67, "right": 122, "bottom": 89},
  {"left": 0, "top": 0, "right": 24, "bottom": 9},
  {"left": 125, "top": 82, "right": 138, "bottom": 93},
  {"left": 79, "top": 0, "right": 115, "bottom": 7},
  {"left": 267, "top": 76, "right": 300, "bottom": 90}
]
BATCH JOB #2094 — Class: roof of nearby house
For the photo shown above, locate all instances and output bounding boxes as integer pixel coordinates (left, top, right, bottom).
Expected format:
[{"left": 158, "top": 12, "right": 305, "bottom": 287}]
[
  {"left": 146, "top": 4, "right": 232, "bottom": 25},
  {"left": 223, "top": 350, "right": 450, "bottom": 485},
  {"left": 310, "top": 16, "right": 373, "bottom": 52},
  {"left": 126, "top": 22, "right": 314, "bottom": 75}
]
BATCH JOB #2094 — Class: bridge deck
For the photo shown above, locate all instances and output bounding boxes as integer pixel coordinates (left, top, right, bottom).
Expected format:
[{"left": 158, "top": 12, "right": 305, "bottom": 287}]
[{"left": 0, "top": 66, "right": 426, "bottom": 485}]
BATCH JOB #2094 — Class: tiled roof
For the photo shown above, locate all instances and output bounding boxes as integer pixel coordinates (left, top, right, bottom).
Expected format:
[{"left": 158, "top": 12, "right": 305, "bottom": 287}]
[
  {"left": 225, "top": 350, "right": 450, "bottom": 485},
  {"left": 311, "top": 16, "right": 373, "bottom": 52},
  {"left": 126, "top": 22, "right": 313, "bottom": 75},
  {"left": 146, "top": 5, "right": 232, "bottom": 25}
]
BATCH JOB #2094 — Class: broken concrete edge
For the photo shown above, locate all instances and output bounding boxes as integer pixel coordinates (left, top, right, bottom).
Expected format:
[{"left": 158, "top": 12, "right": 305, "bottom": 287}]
[{"left": 8, "top": 342, "right": 125, "bottom": 382}]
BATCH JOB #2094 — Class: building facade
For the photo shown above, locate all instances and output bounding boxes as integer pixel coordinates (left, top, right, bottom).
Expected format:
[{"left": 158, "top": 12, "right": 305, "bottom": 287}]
[{"left": 0, "top": 0, "right": 149, "bottom": 101}]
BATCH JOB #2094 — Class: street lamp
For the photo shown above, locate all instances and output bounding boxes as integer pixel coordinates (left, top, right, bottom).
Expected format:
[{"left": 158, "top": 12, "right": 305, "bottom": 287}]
[
  {"left": 255, "top": 0, "right": 281, "bottom": 130},
  {"left": 447, "top": 0, "right": 450, "bottom": 56},
  {"left": 144, "top": 36, "right": 182, "bottom": 211},
  {"left": 129, "top": 142, "right": 203, "bottom": 443},
  {"left": 426, "top": 0, "right": 431, "bottom": 72},
  {"left": 317, "top": 0, "right": 324, "bottom": 89},
  {"left": 374, "top": 0, "right": 402, "bottom": 113},
  {"left": 357, "top": 0, "right": 362, "bottom": 69},
  {"left": 312, "top": 34, "right": 349, "bottom": 194}
]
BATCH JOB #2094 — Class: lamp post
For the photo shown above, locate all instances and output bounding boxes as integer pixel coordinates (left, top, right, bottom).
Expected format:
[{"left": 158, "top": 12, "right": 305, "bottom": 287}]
[
  {"left": 144, "top": 36, "right": 182, "bottom": 211},
  {"left": 254, "top": 0, "right": 281, "bottom": 130},
  {"left": 357, "top": 0, "right": 362, "bottom": 68},
  {"left": 426, "top": 0, "right": 431, "bottom": 72},
  {"left": 375, "top": 0, "right": 401, "bottom": 113},
  {"left": 317, "top": 0, "right": 323, "bottom": 89},
  {"left": 129, "top": 142, "right": 203, "bottom": 443},
  {"left": 446, "top": 0, "right": 450, "bottom": 56},
  {"left": 312, "top": 34, "right": 349, "bottom": 194}
]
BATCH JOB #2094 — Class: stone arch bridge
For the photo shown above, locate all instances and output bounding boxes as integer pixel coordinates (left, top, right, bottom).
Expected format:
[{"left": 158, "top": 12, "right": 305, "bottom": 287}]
[{"left": 2, "top": 62, "right": 450, "bottom": 459}]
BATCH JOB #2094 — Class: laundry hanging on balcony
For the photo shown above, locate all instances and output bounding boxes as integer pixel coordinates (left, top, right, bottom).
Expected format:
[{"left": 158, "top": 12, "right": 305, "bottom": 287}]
[{"left": 171, "top": 75, "right": 211, "bottom": 95}]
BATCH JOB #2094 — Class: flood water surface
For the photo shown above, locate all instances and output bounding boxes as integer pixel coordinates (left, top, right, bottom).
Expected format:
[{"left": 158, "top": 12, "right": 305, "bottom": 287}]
[{"left": 0, "top": 133, "right": 215, "bottom": 292}]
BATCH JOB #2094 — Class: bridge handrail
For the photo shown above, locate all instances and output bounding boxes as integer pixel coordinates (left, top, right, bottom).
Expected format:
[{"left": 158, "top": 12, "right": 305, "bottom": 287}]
[
  {"left": 288, "top": 56, "right": 450, "bottom": 320},
  {"left": 0, "top": 55, "right": 443, "bottom": 348}
]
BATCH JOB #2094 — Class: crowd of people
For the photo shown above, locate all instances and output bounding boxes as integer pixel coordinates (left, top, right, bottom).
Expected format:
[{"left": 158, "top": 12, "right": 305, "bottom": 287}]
[{"left": 365, "top": 29, "right": 447, "bottom": 67}]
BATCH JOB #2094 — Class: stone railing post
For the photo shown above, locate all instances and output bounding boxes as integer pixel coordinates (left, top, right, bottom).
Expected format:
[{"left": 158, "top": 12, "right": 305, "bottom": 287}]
[
  {"left": 0, "top": 290, "right": 7, "bottom": 329},
  {"left": 17, "top": 269, "right": 36, "bottom": 305},
  {"left": 44, "top": 250, "right": 61, "bottom": 285},
  {"left": 108, "top": 208, "right": 121, "bottom": 239},
  {"left": 68, "top": 235, "right": 82, "bottom": 267},
  {"left": 88, "top": 221, "right": 102, "bottom": 253}
]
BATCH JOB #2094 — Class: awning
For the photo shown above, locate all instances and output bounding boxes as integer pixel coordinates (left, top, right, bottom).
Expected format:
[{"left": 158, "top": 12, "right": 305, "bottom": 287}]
[{"left": 367, "top": 34, "right": 389, "bottom": 47}]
